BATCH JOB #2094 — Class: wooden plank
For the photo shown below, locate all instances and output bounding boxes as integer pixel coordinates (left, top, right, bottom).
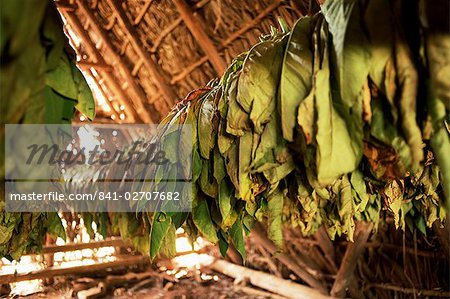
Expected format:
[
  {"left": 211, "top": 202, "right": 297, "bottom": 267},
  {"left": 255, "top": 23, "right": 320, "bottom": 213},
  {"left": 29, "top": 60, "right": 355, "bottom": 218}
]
[
  {"left": 209, "top": 259, "right": 333, "bottom": 299},
  {"left": 42, "top": 238, "right": 129, "bottom": 254},
  {"left": 107, "top": 0, "right": 177, "bottom": 107},
  {"left": 75, "top": 0, "right": 155, "bottom": 123},
  {"left": 62, "top": 10, "right": 139, "bottom": 123},
  {"left": 172, "top": 0, "right": 227, "bottom": 74},
  {"left": 330, "top": 222, "right": 373, "bottom": 297},
  {"left": 0, "top": 256, "right": 149, "bottom": 284}
]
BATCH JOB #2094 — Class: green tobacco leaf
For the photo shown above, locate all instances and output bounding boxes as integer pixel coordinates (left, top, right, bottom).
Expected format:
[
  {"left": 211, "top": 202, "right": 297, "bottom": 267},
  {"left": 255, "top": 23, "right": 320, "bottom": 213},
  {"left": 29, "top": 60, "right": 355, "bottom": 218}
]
[
  {"left": 322, "top": 0, "right": 370, "bottom": 178},
  {"left": 238, "top": 132, "right": 253, "bottom": 201},
  {"left": 44, "top": 86, "right": 76, "bottom": 124},
  {"left": 238, "top": 33, "right": 288, "bottom": 134},
  {"left": 230, "top": 219, "right": 246, "bottom": 261},
  {"left": 226, "top": 74, "right": 250, "bottom": 136},
  {"left": 280, "top": 16, "right": 314, "bottom": 141},
  {"left": 198, "top": 95, "right": 215, "bottom": 159},
  {"left": 218, "top": 231, "right": 229, "bottom": 257},
  {"left": 393, "top": 33, "right": 423, "bottom": 171},
  {"left": 150, "top": 213, "right": 172, "bottom": 259},
  {"left": 219, "top": 179, "right": 238, "bottom": 229},
  {"left": 71, "top": 60, "right": 95, "bottom": 120},
  {"left": 192, "top": 196, "right": 219, "bottom": 243},
  {"left": 46, "top": 54, "right": 77, "bottom": 99},
  {"left": 425, "top": 32, "right": 450, "bottom": 206},
  {"left": 45, "top": 212, "right": 66, "bottom": 241},
  {"left": 267, "top": 189, "right": 284, "bottom": 248},
  {"left": 314, "top": 22, "right": 359, "bottom": 185}
]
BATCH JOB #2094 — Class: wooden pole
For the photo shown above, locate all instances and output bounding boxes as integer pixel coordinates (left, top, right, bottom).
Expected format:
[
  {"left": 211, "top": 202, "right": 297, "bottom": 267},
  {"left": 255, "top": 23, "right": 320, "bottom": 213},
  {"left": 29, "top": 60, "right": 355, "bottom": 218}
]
[
  {"left": 330, "top": 222, "right": 373, "bottom": 297},
  {"left": 75, "top": 0, "right": 156, "bottom": 123},
  {"left": 172, "top": 0, "right": 227, "bottom": 74},
  {"left": 107, "top": 0, "right": 177, "bottom": 108},
  {"left": 209, "top": 259, "right": 333, "bottom": 299},
  {"left": 41, "top": 238, "right": 129, "bottom": 254}
]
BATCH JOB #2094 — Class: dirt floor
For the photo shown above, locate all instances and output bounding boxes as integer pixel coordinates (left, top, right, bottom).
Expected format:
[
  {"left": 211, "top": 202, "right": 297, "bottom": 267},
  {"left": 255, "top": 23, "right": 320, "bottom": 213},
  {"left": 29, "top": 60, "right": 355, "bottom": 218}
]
[{"left": 5, "top": 269, "right": 273, "bottom": 299}]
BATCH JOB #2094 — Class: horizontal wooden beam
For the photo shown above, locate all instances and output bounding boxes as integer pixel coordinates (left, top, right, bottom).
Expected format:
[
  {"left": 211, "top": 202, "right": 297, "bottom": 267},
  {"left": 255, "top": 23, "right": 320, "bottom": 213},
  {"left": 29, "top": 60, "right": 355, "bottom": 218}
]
[
  {"left": 0, "top": 255, "right": 148, "bottom": 284},
  {"left": 42, "top": 238, "right": 129, "bottom": 254}
]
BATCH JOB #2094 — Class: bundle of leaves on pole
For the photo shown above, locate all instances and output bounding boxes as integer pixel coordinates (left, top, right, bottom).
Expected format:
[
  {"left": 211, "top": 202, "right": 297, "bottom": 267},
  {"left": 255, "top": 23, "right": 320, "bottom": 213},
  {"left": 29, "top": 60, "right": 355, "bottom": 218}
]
[
  {"left": 0, "top": 1, "right": 95, "bottom": 259},
  {"left": 0, "top": 0, "right": 449, "bottom": 262}
]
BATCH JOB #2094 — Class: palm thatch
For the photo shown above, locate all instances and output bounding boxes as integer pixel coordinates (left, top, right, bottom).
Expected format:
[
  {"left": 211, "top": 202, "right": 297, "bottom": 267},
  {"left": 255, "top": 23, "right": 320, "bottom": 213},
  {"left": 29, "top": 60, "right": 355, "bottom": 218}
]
[{"left": 56, "top": 0, "right": 318, "bottom": 123}]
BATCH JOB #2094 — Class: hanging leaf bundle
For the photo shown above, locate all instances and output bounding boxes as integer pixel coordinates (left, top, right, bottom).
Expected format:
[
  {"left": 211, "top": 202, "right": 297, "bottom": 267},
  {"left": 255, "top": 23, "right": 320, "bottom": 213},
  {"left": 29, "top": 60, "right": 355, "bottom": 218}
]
[
  {"left": 1, "top": 0, "right": 449, "bottom": 261},
  {"left": 139, "top": 0, "right": 449, "bottom": 259},
  {"left": 0, "top": 0, "right": 95, "bottom": 259}
]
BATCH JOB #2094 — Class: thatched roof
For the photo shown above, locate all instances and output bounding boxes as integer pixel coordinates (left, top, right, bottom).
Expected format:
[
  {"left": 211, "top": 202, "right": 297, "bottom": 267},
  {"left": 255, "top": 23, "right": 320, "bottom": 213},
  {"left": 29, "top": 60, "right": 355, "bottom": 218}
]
[{"left": 56, "top": 0, "right": 319, "bottom": 124}]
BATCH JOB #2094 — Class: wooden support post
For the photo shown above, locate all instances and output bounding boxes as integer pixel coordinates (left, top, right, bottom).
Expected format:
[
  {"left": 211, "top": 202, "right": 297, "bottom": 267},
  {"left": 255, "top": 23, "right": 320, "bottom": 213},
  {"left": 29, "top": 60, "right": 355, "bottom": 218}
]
[
  {"left": 75, "top": 0, "right": 156, "bottom": 123},
  {"left": 172, "top": 0, "right": 227, "bottom": 74},
  {"left": 330, "top": 222, "right": 373, "bottom": 297},
  {"left": 209, "top": 259, "right": 333, "bottom": 299},
  {"left": 62, "top": 10, "right": 140, "bottom": 123},
  {"left": 107, "top": 0, "right": 177, "bottom": 108}
]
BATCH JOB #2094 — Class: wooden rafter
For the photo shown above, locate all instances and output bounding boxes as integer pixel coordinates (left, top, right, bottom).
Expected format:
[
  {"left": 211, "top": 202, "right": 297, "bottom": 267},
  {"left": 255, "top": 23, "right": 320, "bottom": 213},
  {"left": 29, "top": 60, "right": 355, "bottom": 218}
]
[
  {"left": 107, "top": 0, "right": 177, "bottom": 108},
  {"left": 77, "top": 61, "right": 113, "bottom": 71},
  {"left": 62, "top": 10, "right": 139, "bottom": 123},
  {"left": 170, "top": 0, "right": 284, "bottom": 85},
  {"left": 75, "top": 0, "right": 155, "bottom": 123},
  {"left": 172, "top": 0, "right": 227, "bottom": 74},
  {"left": 133, "top": 0, "right": 153, "bottom": 25},
  {"left": 149, "top": 0, "right": 211, "bottom": 53}
]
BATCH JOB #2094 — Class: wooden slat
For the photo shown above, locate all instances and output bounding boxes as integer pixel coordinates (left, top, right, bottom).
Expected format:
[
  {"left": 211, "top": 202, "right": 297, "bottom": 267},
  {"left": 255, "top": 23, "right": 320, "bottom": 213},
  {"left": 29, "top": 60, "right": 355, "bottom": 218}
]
[
  {"left": 75, "top": 0, "right": 155, "bottom": 123},
  {"left": 42, "top": 238, "right": 129, "bottom": 254},
  {"left": 0, "top": 256, "right": 148, "bottom": 284},
  {"left": 172, "top": 0, "right": 227, "bottom": 74},
  {"left": 107, "top": 0, "right": 177, "bottom": 107},
  {"left": 133, "top": 0, "right": 153, "bottom": 25}
]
